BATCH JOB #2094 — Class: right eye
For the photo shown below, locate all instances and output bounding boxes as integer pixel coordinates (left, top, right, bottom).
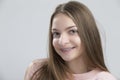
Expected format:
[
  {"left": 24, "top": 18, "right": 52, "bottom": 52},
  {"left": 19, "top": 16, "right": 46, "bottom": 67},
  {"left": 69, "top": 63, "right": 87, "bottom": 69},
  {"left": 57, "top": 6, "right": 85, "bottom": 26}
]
[{"left": 52, "top": 32, "right": 60, "bottom": 38}]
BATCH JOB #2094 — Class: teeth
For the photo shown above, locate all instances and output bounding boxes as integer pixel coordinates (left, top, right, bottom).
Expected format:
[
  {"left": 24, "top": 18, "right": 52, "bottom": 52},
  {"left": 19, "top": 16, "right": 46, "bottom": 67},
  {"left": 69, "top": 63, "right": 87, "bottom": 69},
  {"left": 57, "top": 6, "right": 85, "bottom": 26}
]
[{"left": 61, "top": 47, "right": 74, "bottom": 52}]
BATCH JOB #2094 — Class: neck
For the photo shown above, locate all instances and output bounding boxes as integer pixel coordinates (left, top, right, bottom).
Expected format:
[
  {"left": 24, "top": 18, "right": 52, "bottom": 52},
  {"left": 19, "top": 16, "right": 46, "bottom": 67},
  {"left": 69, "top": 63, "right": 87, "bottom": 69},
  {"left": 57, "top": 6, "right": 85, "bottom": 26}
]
[{"left": 66, "top": 56, "right": 88, "bottom": 74}]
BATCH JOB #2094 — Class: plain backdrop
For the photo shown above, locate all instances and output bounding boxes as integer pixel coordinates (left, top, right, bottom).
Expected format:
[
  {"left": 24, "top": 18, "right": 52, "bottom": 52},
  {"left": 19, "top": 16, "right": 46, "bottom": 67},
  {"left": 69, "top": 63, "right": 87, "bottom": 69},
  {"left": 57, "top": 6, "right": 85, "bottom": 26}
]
[{"left": 0, "top": 0, "right": 120, "bottom": 80}]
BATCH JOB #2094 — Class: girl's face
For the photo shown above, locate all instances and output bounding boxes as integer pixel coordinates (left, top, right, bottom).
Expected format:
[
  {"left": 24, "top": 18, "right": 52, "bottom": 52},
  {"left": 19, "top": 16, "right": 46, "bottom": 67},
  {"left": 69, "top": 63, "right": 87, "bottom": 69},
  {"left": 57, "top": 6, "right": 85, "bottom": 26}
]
[{"left": 52, "top": 13, "right": 84, "bottom": 62}]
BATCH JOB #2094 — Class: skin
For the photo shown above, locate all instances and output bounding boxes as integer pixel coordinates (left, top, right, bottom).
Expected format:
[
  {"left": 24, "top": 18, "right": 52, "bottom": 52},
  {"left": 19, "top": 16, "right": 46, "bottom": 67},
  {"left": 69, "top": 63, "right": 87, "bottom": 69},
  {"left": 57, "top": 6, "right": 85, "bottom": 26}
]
[{"left": 51, "top": 13, "right": 88, "bottom": 74}]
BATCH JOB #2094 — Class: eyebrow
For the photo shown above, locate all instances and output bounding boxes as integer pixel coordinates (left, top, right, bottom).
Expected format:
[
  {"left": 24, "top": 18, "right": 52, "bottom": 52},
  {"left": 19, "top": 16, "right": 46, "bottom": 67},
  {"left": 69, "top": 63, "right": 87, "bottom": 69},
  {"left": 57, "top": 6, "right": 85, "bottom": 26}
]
[{"left": 52, "top": 26, "right": 76, "bottom": 31}]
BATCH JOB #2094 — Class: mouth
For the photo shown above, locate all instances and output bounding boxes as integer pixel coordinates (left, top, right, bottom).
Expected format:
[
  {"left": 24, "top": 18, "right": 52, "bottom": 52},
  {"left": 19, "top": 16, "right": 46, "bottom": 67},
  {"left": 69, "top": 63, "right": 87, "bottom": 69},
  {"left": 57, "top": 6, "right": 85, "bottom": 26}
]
[{"left": 60, "top": 47, "right": 76, "bottom": 53}]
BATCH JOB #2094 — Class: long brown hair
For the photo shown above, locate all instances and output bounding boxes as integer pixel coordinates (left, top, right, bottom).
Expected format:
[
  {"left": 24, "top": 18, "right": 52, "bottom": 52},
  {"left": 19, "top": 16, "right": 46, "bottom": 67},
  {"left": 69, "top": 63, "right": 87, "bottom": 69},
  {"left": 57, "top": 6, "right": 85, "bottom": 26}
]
[{"left": 31, "top": 1, "right": 108, "bottom": 80}]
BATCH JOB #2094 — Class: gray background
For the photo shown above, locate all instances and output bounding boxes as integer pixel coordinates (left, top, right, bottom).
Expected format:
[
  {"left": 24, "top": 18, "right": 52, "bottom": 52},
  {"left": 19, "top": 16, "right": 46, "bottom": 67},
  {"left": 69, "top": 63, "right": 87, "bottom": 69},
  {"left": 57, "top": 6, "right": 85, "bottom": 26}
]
[{"left": 0, "top": 0, "right": 120, "bottom": 80}]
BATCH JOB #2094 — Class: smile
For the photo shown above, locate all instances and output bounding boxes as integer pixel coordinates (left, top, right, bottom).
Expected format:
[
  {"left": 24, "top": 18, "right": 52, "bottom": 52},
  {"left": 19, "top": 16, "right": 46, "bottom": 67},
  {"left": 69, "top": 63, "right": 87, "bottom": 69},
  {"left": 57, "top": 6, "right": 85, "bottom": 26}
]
[{"left": 60, "top": 47, "right": 75, "bottom": 53}]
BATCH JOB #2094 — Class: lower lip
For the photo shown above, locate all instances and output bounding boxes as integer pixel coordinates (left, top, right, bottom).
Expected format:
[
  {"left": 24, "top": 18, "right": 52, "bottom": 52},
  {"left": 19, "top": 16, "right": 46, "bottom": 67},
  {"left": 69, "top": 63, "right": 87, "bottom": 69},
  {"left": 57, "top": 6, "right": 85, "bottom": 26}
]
[{"left": 61, "top": 47, "right": 75, "bottom": 54}]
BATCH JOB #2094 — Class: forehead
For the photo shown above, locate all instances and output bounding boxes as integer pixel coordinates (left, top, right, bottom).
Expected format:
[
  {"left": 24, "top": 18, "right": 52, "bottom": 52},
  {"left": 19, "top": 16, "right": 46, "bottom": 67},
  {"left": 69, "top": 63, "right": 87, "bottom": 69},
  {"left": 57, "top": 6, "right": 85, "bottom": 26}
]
[{"left": 52, "top": 13, "right": 76, "bottom": 30}]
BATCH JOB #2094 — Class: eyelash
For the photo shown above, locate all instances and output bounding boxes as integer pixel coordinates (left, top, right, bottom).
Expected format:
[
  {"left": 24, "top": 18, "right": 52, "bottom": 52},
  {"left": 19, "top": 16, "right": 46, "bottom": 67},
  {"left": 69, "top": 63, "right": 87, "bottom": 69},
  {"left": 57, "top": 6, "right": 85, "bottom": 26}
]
[
  {"left": 69, "top": 29, "right": 78, "bottom": 34},
  {"left": 52, "top": 32, "right": 60, "bottom": 38},
  {"left": 52, "top": 29, "right": 78, "bottom": 38}
]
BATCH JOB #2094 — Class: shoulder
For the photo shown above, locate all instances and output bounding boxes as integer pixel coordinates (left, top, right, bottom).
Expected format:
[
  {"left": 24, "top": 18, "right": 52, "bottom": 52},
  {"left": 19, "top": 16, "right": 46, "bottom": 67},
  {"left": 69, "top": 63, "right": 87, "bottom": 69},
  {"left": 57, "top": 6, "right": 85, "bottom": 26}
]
[
  {"left": 24, "top": 58, "right": 48, "bottom": 80},
  {"left": 94, "top": 71, "right": 117, "bottom": 80}
]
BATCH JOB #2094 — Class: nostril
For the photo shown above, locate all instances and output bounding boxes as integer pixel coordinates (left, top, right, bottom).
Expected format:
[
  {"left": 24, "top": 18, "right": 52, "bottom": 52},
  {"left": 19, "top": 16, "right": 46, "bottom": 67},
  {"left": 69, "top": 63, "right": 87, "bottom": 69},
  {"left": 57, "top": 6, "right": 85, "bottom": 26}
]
[{"left": 59, "top": 38, "right": 69, "bottom": 45}]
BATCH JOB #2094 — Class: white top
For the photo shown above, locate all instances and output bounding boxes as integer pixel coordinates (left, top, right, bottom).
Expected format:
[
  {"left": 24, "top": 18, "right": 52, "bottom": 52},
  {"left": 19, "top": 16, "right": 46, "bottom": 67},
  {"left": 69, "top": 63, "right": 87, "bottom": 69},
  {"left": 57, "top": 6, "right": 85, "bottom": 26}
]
[
  {"left": 72, "top": 69, "right": 117, "bottom": 80},
  {"left": 24, "top": 59, "right": 117, "bottom": 80}
]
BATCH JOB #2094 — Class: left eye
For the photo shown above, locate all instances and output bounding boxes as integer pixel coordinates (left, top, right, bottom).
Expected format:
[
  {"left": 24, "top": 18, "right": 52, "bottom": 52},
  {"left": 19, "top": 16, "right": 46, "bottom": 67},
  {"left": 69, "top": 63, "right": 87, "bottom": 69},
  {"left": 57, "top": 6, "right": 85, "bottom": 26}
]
[{"left": 69, "top": 29, "right": 78, "bottom": 34}]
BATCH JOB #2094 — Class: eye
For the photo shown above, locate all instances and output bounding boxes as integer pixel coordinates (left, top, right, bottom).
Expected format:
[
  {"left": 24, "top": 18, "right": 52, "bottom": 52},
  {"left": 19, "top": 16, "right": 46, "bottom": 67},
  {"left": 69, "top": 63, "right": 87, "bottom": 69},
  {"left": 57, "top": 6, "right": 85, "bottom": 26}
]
[
  {"left": 52, "top": 32, "right": 60, "bottom": 38},
  {"left": 69, "top": 29, "right": 78, "bottom": 35}
]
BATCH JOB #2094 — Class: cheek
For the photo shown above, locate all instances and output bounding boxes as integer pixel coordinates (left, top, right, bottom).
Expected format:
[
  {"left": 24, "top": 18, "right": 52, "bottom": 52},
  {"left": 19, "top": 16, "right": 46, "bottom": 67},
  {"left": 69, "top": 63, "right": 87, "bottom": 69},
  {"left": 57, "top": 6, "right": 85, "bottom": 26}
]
[
  {"left": 75, "top": 37, "right": 84, "bottom": 52},
  {"left": 77, "top": 37, "right": 81, "bottom": 44},
  {"left": 72, "top": 36, "right": 81, "bottom": 45},
  {"left": 52, "top": 39, "right": 58, "bottom": 48}
]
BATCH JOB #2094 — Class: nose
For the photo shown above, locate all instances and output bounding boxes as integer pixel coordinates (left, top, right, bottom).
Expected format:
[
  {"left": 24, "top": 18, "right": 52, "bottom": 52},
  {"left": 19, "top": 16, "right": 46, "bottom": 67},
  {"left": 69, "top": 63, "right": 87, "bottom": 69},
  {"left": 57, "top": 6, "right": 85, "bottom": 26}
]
[{"left": 58, "top": 34, "right": 69, "bottom": 47}]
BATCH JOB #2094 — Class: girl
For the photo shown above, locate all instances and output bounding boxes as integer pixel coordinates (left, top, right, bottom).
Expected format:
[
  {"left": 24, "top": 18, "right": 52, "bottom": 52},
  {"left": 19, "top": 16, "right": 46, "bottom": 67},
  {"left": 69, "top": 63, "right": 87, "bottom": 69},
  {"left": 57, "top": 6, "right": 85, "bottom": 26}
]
[{"left": 24, "top": 1, "right": 117, "bottom": 80}]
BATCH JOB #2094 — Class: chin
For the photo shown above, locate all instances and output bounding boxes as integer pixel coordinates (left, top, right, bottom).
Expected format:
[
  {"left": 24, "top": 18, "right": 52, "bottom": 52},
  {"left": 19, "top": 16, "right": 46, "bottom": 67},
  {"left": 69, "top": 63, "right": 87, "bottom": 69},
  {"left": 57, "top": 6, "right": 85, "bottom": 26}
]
[{"left": 61, "top": 57, "right": 75, "bottom": 62}]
